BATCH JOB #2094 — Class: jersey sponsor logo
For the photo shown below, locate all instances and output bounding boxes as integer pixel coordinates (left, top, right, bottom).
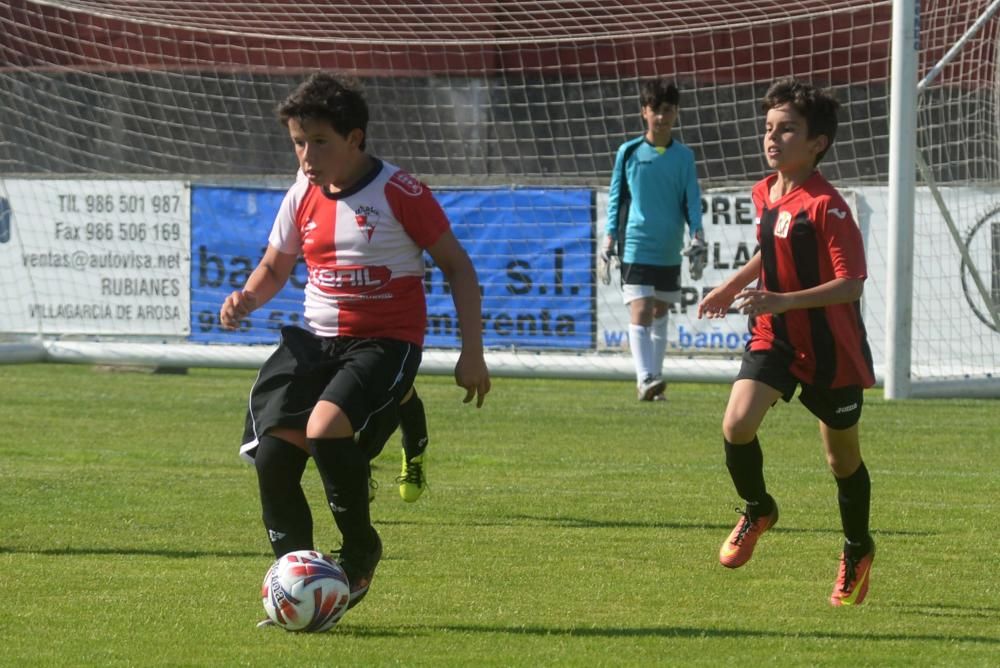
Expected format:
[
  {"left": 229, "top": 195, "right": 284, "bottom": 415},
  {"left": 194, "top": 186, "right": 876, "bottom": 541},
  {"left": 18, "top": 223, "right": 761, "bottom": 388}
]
[
  {"left": 310, "top": 264, "right": 391, "bottom": 291},
  {"left": 302, "top": 219, "right": 319, "bottom": 245},
  {"left": 388, "top": 170, "right": 424, "bottom": 197},
  {"left": 354, "top": 205, "right": 381, "bottom": 242},
  {"left": 834, "top": 402, "right": 859, "bottom": 414},
  {"left": 829, "top": 207, "right": 848, "bottom": 220},
  {"left": 774, "top": 210, "right": 792, "bottom": 238}
]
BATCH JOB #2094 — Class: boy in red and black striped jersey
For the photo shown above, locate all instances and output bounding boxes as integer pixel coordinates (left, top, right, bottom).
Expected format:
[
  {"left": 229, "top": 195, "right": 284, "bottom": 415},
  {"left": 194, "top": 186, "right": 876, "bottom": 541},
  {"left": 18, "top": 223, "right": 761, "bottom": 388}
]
[{"left": 698, "top": 78, "right": 875, "bottom": 606}]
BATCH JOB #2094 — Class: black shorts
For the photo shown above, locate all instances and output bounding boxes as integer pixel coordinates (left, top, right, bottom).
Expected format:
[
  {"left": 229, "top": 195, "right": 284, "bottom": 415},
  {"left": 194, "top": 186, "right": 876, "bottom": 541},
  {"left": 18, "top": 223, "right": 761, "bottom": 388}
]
[
  {"left": 240, "top": 326, "right": 421, "bottom": 461},
  {"left": 621, "top": 262, "right": 682, "bottom": 291},
  {"left": 736, "top": 346, "right": 865, "bottom": 430},
  {"left": 355, "top": 402, "right": 401, "bottom": 461}
]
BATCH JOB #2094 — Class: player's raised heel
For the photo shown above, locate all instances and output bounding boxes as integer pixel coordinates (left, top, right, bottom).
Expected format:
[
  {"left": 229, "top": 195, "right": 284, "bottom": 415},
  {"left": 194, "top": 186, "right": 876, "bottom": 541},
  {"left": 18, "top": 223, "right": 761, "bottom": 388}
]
[
  {"left": 830, "top": 538, "right": 875, "bottom": 607},
  {"left": 396, "top": 451, "right": 427, "bottom": 502},
  {"left": 338, "top": 529, "right": 382, "bottom": 610},
  {"left": 719, "top": 500, "right": 779, "bottom": 568}
]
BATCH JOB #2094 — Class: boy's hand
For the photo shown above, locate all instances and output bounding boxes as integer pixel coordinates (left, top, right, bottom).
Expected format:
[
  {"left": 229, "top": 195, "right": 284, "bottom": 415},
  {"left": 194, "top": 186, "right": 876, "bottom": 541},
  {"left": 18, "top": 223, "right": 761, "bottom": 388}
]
[
  {"left": 598, "top": 235, "right": 617, "bottom": 285},
  {"left": 733, "top": 289, "right": 791, "bottom": 316},
  {"left": 682, "top": 230, "right": 708, "bottom": 281},
  {"left": 455, "top": 353, "right": 491, "bottom": 408},
  {"left": 219, "top": 290, "right": 258, "bottom": 330},
  {"left": 697, "top": 285, "right": 735, "bottom": 319}
]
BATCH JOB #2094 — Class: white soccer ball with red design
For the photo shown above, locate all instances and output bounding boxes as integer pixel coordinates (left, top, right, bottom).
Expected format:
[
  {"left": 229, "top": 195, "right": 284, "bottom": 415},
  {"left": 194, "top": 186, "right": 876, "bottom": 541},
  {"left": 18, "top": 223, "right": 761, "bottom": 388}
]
[{"left": 261, "top": 550, "right": 351, "bottom": 632}]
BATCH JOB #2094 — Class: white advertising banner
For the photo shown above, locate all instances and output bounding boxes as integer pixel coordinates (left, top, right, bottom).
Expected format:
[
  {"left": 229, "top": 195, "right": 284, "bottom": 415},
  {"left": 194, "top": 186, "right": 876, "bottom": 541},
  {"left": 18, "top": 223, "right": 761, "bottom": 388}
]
[
  {"left": 853, "top": 185, "right": 1000, "bottom": 375},
  {"left": 0, "top": 179, "right": 190, "bottom": 336}
]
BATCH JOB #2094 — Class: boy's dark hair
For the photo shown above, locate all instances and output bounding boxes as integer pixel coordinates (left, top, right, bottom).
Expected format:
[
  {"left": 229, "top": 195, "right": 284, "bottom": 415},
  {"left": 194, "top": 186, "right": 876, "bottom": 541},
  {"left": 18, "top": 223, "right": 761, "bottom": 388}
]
[
  {"left": 761, "top": 77, "right": 839, "bottom": 165},
  {"left": 278, "top": 73, "right": 368, "bottom": 150},
  {"left": 640, "top": 79, "right": 680, "bottom": 109}
]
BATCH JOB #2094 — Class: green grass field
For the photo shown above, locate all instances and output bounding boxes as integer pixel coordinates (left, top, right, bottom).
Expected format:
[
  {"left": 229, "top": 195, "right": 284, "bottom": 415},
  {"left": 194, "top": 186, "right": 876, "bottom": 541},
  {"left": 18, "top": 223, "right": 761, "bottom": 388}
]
[{"left": 1, "top": 363, "right": 997, "bottom": 666}]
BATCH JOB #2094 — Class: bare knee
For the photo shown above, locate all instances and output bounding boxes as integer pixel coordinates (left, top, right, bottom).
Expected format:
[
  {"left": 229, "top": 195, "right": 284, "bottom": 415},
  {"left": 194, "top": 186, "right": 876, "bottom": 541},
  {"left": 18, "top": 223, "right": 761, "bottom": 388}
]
[
  {"left": 306, "top": 401, "right": 354, "bottom": 439},
  {"left": 267, "top": 427, "right": 308, "bottom": 453},
  {"left": 821, "top": 422, "right": 862, "bottom": 477},
  {"left": 722, "top": 379, "right": 778, "bottom": 444},
  {"left": 722, "top": 411, "right": 758, "bottom": 445},
  {"left": 629, "top": 298, "right": 655, "bottom": 325}
]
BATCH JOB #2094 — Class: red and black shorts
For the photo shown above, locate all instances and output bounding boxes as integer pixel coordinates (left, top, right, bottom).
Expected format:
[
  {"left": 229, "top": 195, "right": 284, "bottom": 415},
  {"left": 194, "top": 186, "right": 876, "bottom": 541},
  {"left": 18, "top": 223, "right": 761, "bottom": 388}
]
[
  {"left": 240, "top": 326, "right": 421, "bottom": 462},
  {"left": 736, "top": 344, "right": 865, "bottom": 430}
]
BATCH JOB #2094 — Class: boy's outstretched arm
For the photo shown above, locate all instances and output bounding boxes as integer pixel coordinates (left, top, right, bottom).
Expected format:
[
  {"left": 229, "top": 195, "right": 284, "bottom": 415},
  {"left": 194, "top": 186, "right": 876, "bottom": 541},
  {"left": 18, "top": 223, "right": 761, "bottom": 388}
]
[
  {"left": 219, "top": 245, "right": 298, "bottom": 330},
  {"left": 426, "top": 230, "right": 491, "bottom": 407},
  {"left": 698, "top": 252, "right": 761, "bottom": 319}
]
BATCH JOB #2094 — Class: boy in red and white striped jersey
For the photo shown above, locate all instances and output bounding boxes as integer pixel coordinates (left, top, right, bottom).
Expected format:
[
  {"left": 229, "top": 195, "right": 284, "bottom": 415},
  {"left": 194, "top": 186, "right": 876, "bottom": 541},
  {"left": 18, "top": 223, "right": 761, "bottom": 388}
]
[{"left": 220, "top": 73, "right": 490, "bottom": 618}]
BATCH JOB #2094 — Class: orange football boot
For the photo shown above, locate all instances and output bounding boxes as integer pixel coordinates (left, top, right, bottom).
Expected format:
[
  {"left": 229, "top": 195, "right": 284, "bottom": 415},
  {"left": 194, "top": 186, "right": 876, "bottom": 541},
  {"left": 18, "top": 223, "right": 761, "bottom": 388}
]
[
  {"left": 830, "top": 540, "right": 875, "bottom": 607},
  {"left": 719, "top": 501, "right": 779, "bottom": 568}
]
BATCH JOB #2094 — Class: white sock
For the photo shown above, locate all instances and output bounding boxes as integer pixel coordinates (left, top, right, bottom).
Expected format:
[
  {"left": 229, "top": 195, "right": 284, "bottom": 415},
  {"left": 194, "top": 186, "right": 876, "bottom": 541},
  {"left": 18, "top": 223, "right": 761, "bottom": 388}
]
[
  {"left": 651, "top": 313, "right": 669, "bottom": 378},
  {"left": 629, "top": 323, "right": 656, "bottom": 384}
]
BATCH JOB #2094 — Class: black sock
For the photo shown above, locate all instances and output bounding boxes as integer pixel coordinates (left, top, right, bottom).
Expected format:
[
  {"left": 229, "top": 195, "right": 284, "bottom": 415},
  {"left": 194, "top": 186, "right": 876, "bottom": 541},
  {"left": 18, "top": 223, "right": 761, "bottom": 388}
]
[
  {"left": 309, "top": 436, "right": 374, "bottom": 550},
  {"left": 724, "top": 437, "right": 774, "bottom": 517},
  {"left": 835, "top": 461, "right": 872, "bottom": 554},
  {"left": 399, "top": 391, "right": 429, "bottom": 461},
  {"left": 254, "top": 434, "right": 313, "bottom": 558}
]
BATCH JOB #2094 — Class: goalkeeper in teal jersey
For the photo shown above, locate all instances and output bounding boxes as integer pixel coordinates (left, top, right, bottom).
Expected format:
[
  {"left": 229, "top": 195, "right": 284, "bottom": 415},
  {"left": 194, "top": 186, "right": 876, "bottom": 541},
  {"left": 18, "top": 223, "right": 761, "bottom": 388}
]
[{"left": 601, "top": 79, "right": 707, "bottom": 401}]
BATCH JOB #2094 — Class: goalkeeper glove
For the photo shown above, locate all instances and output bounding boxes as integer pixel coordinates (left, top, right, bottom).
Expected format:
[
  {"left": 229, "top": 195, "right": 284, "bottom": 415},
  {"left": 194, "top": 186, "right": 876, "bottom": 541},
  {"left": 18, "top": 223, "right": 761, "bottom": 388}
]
[
  {"left": 681, "top": 230, "right": 708, "bottom": 281},
  {"left": 598, "top": 237, "right": 618, "bottom": 286}
]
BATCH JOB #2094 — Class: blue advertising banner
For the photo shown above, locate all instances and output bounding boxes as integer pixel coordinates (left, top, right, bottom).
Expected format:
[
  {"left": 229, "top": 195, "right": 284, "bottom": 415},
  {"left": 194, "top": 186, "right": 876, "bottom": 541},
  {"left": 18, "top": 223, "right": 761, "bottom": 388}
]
[
  {"left": 190, "top": 187, "right": 307, "bottom": 343},
  {"left": 190, "top": 185, "right": 594, "bottom": 349},
  {"left": 425, "top": 189, "right": 593, "bottom": 350}
]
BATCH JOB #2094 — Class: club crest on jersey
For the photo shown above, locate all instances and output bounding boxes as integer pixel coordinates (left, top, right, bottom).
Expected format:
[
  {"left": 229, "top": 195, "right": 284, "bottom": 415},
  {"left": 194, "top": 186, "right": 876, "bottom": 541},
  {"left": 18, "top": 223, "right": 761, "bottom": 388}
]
[
  {"left": 774, "top": 210, "right": 792, "bottom": 238},
  {"left": 302, "top": 219, "right": 319, "bottom": 245},
  {"left": 354, "top": 205, "right": 379, "bottom": 242},
  {"left": 388, "top": 170, "right": 424, "bottom": 196}
]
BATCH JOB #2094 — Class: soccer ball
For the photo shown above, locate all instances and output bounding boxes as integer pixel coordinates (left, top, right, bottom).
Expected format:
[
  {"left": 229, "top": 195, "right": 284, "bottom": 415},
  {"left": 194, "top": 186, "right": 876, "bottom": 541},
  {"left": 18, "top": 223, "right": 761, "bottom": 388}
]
[{"left": 261, "top": 550, "right": 351, "bottom": 632}]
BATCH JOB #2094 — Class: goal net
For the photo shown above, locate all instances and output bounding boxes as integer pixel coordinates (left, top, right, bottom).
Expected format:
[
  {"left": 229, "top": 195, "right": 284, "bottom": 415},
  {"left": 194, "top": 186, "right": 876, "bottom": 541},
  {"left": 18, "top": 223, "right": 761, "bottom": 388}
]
[{"left": 1, "top": 0, "right": 997, "bottom": 396}]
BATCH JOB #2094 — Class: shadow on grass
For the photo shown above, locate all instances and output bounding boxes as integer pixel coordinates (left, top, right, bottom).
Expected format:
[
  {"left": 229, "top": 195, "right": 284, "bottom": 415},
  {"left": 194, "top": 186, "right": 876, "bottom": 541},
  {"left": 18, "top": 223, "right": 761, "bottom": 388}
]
[
  {"left": 379, "top": 514, "right": 936, "bottom": 537},
  {"left": 0, "top": 545, "right": 264, "bottom": 559},
  {"left": 883, "top": 602, "right": 1000, "bottom": 620},
  {"left": 339, "top": 622, "right": 1000, "bottom": 645}
]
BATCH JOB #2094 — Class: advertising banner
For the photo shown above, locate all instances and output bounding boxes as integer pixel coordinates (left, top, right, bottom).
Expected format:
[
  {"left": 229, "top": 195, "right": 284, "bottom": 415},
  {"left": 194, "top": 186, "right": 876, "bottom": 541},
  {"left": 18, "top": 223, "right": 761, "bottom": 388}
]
[
  {"left": 189, "top": 185, "right": 594, "bottom": 349},
  {"left": 0, "top": 179, "right": 189, "bottom": 336},
  {"left": 189, "top": 186, "right": 305, "bottom": 343},
  {"left": 427, "top": 188, "right": 593, "bottom": 349}
]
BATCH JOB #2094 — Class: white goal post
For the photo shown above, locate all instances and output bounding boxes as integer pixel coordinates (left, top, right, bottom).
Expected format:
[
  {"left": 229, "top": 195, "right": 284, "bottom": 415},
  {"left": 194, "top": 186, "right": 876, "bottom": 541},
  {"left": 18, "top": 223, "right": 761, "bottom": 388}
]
[{"left": 1, "top": 0, "right": 998, "bottom": 397}]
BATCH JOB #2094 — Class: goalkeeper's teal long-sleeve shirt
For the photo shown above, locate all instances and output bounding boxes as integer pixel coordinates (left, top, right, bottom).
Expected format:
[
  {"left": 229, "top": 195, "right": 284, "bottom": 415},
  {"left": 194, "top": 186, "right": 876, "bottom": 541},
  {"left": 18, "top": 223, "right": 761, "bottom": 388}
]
[{"left": 606, "top": 136, "right": 702, "bottom": 267}]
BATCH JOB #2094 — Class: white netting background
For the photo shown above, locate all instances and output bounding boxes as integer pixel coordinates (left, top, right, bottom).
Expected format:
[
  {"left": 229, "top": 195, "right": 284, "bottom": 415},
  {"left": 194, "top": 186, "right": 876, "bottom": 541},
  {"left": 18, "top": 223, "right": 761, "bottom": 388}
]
[{"left": 1, "top": 0, "right": 997, "bottom": 393}]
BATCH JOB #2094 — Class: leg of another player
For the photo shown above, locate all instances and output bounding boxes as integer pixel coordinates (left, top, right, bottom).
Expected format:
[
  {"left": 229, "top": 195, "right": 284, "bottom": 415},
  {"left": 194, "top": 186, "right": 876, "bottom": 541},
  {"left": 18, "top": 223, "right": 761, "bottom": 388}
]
[
  {"left": 356, "top": 402, "right": 401, "bottom": 503},
  {"left": 629, "top": 295, "right": 662, "bottom": 400},
  {"left": 718, "top": 379, "right": 782, "bottom": 568},
  {"left": 821, "top": 422, "right": 875, "bottom": 606},
  {"left": 397, "top": 386, "right": 430, "bottom": 502},
  {"left": 649, "top": 301, "right": 670, "bottom": 399}
]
